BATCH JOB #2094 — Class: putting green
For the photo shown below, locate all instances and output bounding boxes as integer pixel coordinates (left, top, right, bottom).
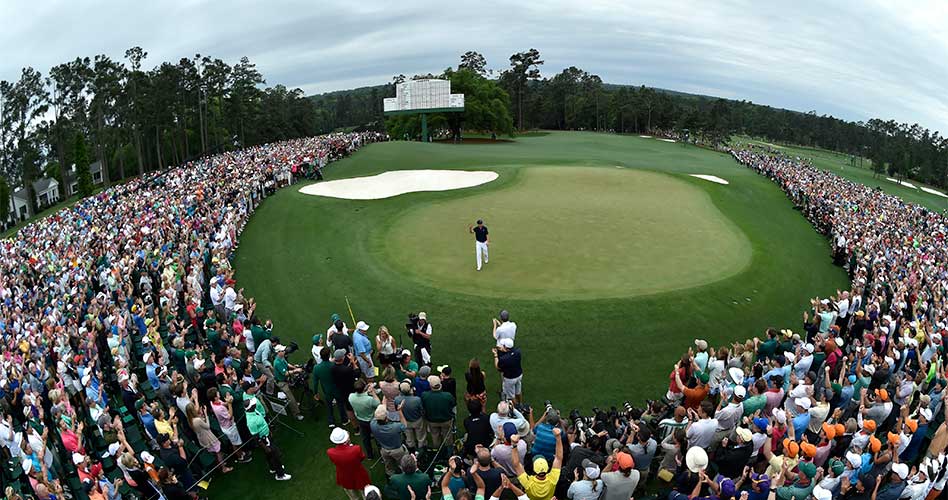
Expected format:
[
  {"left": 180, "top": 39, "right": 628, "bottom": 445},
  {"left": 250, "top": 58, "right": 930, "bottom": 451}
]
[{"left": 381, "top": 167, "right": 752, "bottom": 299}]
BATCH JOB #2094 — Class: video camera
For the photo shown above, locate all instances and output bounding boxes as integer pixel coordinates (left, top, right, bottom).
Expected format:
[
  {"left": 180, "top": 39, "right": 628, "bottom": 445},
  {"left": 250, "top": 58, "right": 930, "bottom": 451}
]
[{"left": 406, "top": 312, "right": 420, "bottom": 334}]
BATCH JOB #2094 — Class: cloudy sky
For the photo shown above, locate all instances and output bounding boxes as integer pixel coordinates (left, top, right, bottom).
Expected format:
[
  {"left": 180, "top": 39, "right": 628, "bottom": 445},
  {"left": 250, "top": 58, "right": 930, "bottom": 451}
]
[{"left": 3, "top": 0, "right": 947, "bottom": 132}]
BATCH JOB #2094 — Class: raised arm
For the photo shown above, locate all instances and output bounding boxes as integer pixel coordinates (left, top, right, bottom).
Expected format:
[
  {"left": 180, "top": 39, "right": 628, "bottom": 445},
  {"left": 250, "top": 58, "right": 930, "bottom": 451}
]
[
  {"left": 552, "top": 427, "right": 563, "bottom": 469},
  {"left": 509, "top": 434, "right": 525, "bottom": 476}
]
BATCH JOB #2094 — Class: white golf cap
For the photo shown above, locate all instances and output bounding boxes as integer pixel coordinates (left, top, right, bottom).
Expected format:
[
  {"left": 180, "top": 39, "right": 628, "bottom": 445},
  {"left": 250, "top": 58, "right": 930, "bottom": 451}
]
[
  {"left": 108, "top": 442, "right": 121, "bottom": 456},
  {"left": 920, "top": 408, "right": 934, "bottom": 421},
  {"left": 330, "top": 427, "right": 350, "bottom": 444},
  {"left": 274, "top": 344, "right": 286, "bottom": 353},
  {"left": 803, "top": 343, "right": 815, "bottom": 353},
  {"left": 418, "top": 312, "right": 427, "bottom": 320},
  {"left": 892, "top": 462, "right": 909, "bottom": 480},
  {"left": 356, "top": 321, "right": 369, "bottom": 331},
  {"left": 728, "top": 367, "right": 744, "bottom": 385},
  {"left": 794, "top": 397, "right": 812, "bottom": 410},
  {"left": 499, "top": 338, "right": 514, "bottom": 349},
  {"left": 733, "top": 385, "right": 747, "bottom": 399},
  {"left": 72, "top": 452, "right": 86, "bottom": 465},
  {"left": 812, "top": 485, "right": 832, "bottom": 500},
  {"left": 140, "top": 451, "right": 155, "bottom": 464},
  {"left": 863, "top": 364, "right": 875, "bottom": 375}
]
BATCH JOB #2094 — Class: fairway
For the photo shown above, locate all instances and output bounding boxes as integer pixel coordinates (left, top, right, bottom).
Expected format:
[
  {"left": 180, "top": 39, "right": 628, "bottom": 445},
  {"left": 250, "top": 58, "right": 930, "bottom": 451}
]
[{"left": 383, "top": 167, "right": 751, "bottom": 299}]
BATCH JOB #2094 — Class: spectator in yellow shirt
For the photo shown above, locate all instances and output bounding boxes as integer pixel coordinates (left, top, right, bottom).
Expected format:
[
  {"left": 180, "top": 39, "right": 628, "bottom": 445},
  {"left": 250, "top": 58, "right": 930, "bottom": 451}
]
[{"left": 509, "top": 426, "right": 563, "bottom": 500}]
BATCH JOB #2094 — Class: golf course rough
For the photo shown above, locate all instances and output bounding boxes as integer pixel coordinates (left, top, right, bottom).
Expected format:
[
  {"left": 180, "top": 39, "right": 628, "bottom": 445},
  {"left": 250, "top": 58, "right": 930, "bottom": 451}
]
[{"left": 383, "top": 167, "right": 752, "bottom": 299}]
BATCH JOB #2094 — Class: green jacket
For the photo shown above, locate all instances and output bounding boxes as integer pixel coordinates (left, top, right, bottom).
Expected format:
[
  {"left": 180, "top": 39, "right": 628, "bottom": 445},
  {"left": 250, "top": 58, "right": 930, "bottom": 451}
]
[
  {"left": 313, "top": 361, "right": 335, "bottom": 399},
  {"left": 421, "top": 390, "right": 455, "bottom": 423}
]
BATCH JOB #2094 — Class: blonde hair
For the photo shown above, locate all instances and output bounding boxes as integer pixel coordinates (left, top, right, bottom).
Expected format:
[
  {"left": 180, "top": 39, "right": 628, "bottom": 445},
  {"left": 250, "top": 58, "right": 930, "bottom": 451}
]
[{"left": 378, "top": 326, "right": 390, "bottom": 338}]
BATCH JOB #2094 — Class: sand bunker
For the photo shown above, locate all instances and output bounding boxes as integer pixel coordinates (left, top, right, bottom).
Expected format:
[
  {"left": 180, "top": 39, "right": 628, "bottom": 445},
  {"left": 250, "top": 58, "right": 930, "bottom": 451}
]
[
  {"left": 659, "top": 138, "right": 677, "bottom": 143},
  {"left": 299, "top": 170, "right": 498, "bottom": 200},
  {"left": 690, "top": 174, "right": 729, "bottom": 185},
  {"left": 920, "top": 186, "right": 948, "bottom": 198},
  {"left": 886, "top": 177, "right": 917, "bottom": 189},
  {"left": 639, "top": 135, "right": 652, "bottom": 138}
]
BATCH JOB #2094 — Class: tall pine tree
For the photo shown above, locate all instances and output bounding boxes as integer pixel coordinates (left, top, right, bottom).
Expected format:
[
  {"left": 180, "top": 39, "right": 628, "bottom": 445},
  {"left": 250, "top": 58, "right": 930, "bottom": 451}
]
[{"left": 73, "top": 133, "right": 94, "bottom": 197}]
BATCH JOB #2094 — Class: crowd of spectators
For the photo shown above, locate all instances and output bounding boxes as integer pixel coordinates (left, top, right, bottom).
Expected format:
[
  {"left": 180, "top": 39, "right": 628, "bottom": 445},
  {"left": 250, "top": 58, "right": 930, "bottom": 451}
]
[{"left": 0, "top": 131, "right": 385, "bottom": 500}]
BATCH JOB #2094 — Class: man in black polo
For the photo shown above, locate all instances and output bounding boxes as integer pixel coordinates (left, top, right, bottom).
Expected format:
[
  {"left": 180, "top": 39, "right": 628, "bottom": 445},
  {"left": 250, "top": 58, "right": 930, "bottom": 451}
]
[{"left": 469, "top": 219, "right": 490, "bottom": 271}]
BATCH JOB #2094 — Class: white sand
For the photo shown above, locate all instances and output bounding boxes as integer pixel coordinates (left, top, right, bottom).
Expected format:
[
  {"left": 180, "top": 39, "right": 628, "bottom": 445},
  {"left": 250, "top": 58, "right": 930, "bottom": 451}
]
[
  {"left": 886, "top": 177, "right": 917, "bottom": 189},
  {"left": 690, "top": 174, "right": 729, "bottom": 185},
  {"left": 920, "top": 186, "right": 948, "bottom": 198},
  {"left": 659, "top": 138, "right": 677, "bottom": 143},
  {"left": 298, "top": 170, "right": 498, "bottom": 200},
  {"left": 639, "top": 135, "right": 652, "bottom": 138}
]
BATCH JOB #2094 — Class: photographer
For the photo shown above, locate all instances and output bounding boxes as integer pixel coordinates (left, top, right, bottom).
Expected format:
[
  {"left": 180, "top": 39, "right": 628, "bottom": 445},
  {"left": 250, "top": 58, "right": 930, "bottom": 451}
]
[
  {"left": 412, "top": 312, "right": 433, "bottom": 366},
  {"left": 273, "top": 344, "right": 304, "bottom": 421}
]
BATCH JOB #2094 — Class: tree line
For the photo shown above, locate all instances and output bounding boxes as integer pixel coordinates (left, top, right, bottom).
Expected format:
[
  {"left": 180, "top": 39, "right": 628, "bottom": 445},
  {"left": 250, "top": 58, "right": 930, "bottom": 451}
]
[
  {"left": 0, "top": 48, "right": 322, "bottom": 220},
  {"left": 311, "top": 49, "right": 948, "bottom": 188}
]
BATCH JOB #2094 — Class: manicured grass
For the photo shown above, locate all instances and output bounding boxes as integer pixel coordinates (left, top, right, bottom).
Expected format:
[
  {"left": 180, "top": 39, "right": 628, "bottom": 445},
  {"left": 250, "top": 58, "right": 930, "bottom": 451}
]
[
  {"left": 382, "top": 167, "right": 751, "bottom": 299},
  {"left": 215, "top": 132, "right": 849, "bottom": 499}
]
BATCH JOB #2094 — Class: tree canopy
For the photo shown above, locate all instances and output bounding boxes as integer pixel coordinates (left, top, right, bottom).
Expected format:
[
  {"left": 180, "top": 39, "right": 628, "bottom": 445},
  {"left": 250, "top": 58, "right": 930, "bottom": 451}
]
[{"left": 0, "top": 48, "right": 326, "bottom": 199}]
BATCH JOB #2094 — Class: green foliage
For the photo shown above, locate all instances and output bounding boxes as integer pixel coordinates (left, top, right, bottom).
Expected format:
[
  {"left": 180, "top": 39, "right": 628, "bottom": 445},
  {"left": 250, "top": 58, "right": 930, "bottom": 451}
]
[
  {"left": 73, "top": 133, "right": 93, "bottom": 196},
  {"left": 0, "top": 178, "right": 9, "bottom": 223}
]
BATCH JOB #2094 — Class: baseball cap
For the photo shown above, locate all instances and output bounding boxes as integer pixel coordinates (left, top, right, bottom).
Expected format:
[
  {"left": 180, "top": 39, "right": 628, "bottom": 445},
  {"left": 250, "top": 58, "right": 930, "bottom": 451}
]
[
  {"left": 427, "top": 375, "right": 442, "bottom": 390},
  {"left": 752, "top": 417, "right": 769, "bottom": 431},
  {"left": 533, "top": 456, "right": 550, "bottom": 474},
  {"left": 616, "top": 452, "right": 634, "bottom": 469},
  {"left": 274, "top": 344, "right": 286, "bottom": 353},
  {"left": 418, "top": 312, "right": 427, "bottom": 320},
  {"left": 356, "top": 321, "right": 369, "bottom": 331},
  {"left": 499, "top": 338, "right": 514, "bottom": 349},
  {"left": 716, "top": 476, "right": 736, "bottom": 498},
  {"left": 782, "top": 439, "right": 799, "bottom": 458},
  {"left": 812, "top": 485, "right": 832, "bottom": 500},
  {"left": 333, "top": 349, "right": 347, "bottom": 361},
  {"left": 582, "top": 459, "right": 600, "bottom": 479},
  {"left": 140, "top": 451, "right": 155, "bottom": 464},
  {"left": 892, "top": 462, "right": 909, "bottom": 480},
  {"left": 364, "top": 485, "right": 381, "bottom": 498},
  {"left": 920, "top": 408, "right": 934, "bottom": 421},
  {"left": 312, "top": 334, "right": 322, "bottom": 344},
  {"left": 863, "top": 419, "right": 877, "bottom": 432},
  {"left": 694, "top": 339, "right": 708, "bottom": 350},
  {"left": 735, "top": 427, "right": 752, "bottom": 442},
  {"left": 794, "top": 397, "right": 811, "bottom": 410},
  {"left": 502, "top": 422, "right": 517, "bottom": 441},
  {"left": 72, "top": 452, "right": 86, "bottom": 465},
  {"left": 733, "top": 385, "right": 747, "bottom": 399},
  {"left": 798, "top": 461, "right": 817, "bottom": 478}
]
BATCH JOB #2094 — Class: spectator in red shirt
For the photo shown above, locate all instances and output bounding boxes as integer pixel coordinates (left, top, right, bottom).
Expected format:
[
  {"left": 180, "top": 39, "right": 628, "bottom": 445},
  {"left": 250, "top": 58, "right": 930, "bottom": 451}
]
[{"left": 326, "top": 428, "right": 371, "bottom": 500}]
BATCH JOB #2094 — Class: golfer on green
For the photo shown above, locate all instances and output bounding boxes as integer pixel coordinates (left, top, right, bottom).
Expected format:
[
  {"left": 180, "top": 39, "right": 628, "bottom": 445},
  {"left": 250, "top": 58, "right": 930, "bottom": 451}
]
[{"left": 469, "top": 219, "right": 489, "bottom": 271}]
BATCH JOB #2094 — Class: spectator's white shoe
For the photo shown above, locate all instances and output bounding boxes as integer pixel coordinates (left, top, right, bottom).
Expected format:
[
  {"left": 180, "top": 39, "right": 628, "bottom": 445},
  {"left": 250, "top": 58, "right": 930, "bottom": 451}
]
[
  {"left": 295, "top": 415, "right": 304, "bottom": 421},
  {"left": 275, "top": 473, "right": 292, "bottom": 481}
]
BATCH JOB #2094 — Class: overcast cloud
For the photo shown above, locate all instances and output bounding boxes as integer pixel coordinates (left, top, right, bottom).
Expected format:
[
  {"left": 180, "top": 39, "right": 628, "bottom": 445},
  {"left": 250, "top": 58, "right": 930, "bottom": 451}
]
[{"left": 3, "top": 0, "right": 947, "bottom": 133}]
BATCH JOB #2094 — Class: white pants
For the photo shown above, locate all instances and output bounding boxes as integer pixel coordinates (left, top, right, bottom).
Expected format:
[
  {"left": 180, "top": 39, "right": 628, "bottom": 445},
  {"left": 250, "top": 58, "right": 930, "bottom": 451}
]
[{"left": 476, "top": 241, "right": 489, "bottom": 269}]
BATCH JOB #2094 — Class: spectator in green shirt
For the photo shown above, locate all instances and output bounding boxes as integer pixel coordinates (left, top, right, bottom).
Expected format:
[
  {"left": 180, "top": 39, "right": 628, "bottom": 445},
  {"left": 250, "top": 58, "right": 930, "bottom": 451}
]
[
  {"left": 244, "top": 397, "right": 292, "bottom": 481},
  {"left": 755, "top": 329, "right": 779, "bottom": 361},
  {"left": 396, "top": 350, "right": 419, "bottom": 381},
  {"left": 742, "top": 379, "right": 768, "bottom": 416},
  {"left": 349, "top": 380, "right": 380, "bottom": 459},
  {"left": 273, "top": 344, "right": 303, "bottom": 420},
  {"left": 388, "top": 454, "right": 431, "bottom": 500},
  {"left": 421, "top": 375, "right": 455, "bottom": 450}
]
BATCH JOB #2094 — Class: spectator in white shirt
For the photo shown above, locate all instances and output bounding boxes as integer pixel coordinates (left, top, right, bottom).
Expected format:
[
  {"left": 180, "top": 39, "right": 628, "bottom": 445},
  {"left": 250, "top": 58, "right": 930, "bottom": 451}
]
[{"left": 492, "top": 310, "right": 516, "bottom": 347}]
